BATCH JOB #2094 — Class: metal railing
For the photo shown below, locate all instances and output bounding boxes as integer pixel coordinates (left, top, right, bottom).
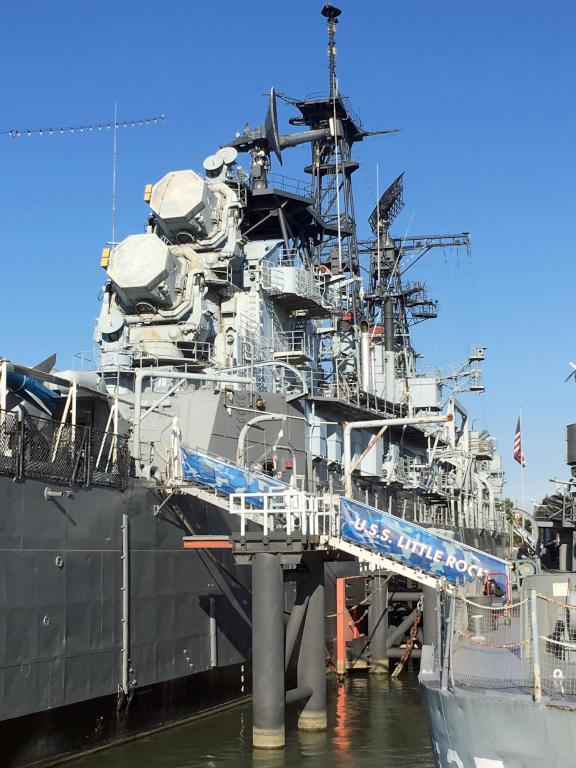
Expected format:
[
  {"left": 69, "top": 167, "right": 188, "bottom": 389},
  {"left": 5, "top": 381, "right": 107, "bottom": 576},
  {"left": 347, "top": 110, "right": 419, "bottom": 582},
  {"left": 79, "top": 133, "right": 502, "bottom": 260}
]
[
  {"left": 442, "top": 589, "right": 576, "bottom": 703},
  {"left": 272, "top": 330, "right": 313, "bottom": 361},
  {"left": 261, "top": 263, "right": 340, "bottom": 314},
  {"left": 0, "top": 409, "right": 130, "bottom": 489},
  {"left": 267, "top": 173, "right": 312, "bottom": 198},
  {"left": 229, "top": 490, "right": 340, "bottom": 538}
]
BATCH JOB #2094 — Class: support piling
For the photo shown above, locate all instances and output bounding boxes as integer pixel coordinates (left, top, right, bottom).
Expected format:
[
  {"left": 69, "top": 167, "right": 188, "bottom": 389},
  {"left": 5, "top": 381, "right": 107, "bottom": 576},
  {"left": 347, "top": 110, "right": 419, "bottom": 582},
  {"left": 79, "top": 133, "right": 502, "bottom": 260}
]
[
  {"left": 422, "top": 585, "right": 437, "bottom": 646},
  {"left": 368, "top": 572, "right": 388, "bottom": 673},
  {"left": 252, "top": 553, "right": 285, "bottom": 748},
  {"left": 296, "top": 556, "right": 327, "bottom": 731}
]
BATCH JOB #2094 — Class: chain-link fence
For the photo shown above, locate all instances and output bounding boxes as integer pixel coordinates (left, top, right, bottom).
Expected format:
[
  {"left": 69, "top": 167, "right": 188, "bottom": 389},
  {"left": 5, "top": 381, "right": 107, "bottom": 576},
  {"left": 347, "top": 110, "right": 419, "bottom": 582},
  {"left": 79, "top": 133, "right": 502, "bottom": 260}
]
[
  {"left": 452, "top": 595, "right": 532, "bottom": 689},
  {"left": 448, "top": 590, "right": 576, "bottom": 702},
  {"left": 0, "top": 409, "right": 129, "bottom": 489},
  {"left": 537, "top": 593, "right": 576, "bottom": 697}
]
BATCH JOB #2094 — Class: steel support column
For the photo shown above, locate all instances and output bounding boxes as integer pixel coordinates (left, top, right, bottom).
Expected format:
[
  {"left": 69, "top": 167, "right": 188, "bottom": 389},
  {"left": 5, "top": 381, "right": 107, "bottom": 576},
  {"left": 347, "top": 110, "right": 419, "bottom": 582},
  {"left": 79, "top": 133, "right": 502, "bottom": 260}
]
[
  {"left": 252, "top": 553, "right": 285, "bottom": 748},
  {"left": 296, "top": 556, "right": 327, "bottom": 731},
  {"left": 368, "top": 572, "right": 388, "bottom": 673},
  {"left": 335, "top": 577, "right": 346, "bottom": 675},
  {"left": 422, "top": 585, "right": 437, "bottom": 647}
]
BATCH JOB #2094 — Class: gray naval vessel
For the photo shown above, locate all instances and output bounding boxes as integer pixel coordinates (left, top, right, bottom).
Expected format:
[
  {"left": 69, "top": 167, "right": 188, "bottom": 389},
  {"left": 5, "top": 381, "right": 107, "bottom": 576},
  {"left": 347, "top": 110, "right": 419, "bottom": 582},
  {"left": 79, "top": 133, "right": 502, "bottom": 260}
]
[
  {"left": 419, "top": 421, "right": 576, "bottom": 768},
  {"left": 0, "top": 3, "right": 507, "bottom": 765}
]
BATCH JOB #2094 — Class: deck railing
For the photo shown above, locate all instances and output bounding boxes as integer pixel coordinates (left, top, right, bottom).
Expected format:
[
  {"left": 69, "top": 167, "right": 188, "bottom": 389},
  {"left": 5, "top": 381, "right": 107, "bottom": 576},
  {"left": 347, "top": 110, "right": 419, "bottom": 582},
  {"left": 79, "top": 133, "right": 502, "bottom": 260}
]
[
  {"left": 0, "top": 409, "right": 130, "bottom": 489},
  {"left": 229, "top": 490, "right": 340, "bottom": 538},
  {"left": 440, "top": 589, "right": 576, "bottom": 704}
]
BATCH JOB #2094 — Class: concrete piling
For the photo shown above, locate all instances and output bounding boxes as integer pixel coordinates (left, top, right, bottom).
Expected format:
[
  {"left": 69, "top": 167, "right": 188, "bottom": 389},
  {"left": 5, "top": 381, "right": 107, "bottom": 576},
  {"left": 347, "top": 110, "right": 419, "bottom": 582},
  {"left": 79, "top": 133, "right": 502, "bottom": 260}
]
[
  {"left": 252, "top": 553, "right": 285, "bottom": 749},
  {"left": 296, "top": 556, "right": 327, "bottom": 731}
]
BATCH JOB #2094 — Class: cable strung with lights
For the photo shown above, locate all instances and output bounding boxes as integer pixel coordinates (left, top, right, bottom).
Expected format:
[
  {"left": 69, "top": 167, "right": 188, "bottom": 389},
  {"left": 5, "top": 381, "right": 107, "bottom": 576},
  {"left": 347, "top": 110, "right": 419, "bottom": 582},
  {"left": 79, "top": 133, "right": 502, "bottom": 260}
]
[{"left": 1, "top": 114, "right": 166, "bottom": 138}]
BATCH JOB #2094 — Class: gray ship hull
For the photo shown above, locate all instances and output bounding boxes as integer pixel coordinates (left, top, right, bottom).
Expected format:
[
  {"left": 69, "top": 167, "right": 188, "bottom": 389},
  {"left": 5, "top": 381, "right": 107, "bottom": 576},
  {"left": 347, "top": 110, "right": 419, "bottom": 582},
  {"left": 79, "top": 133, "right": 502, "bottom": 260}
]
[
  {"left": 0, "top": 473, "right": 254, "bottom": 766},
  {"left": 0, "top": 469, "right": 353, "bottom": 766},
  {"left": 420, "top": 677, "right": 576, "bottom": 768}
]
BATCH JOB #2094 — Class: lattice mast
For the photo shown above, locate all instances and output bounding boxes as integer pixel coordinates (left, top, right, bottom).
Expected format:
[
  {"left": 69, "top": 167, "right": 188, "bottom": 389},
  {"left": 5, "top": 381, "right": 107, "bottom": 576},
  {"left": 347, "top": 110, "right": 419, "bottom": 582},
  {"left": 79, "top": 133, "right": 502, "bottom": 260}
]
[{"left": 289, "top": 3, "right": 362, "bottom": 281}]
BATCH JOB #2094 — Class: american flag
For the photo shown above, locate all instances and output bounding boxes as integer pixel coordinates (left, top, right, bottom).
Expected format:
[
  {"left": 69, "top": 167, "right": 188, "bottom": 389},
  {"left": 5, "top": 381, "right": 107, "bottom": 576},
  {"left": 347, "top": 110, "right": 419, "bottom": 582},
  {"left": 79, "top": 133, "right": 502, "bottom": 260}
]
[{"left": 513, "top": 417, "right": 526, "bottom": 467}]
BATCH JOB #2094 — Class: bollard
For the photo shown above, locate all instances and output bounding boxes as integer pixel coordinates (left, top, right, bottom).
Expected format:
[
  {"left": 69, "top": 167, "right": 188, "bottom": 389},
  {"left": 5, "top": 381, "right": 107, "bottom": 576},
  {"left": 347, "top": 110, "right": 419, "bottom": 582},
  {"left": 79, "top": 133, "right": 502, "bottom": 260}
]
[
  {"left": 368, "top": 572, "right": 388, "bottom": 673},
  {"left": 252, "top": 553, "right": 285, "bottom": 748},
  {"left": 297, "top": 556, "right": 327, "bottom": 731}
]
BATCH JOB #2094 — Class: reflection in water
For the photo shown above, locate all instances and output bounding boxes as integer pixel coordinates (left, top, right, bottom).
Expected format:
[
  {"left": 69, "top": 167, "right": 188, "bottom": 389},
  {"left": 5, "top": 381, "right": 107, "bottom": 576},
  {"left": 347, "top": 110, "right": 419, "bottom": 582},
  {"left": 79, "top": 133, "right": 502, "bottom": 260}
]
[
  {"left": 298, "top": 729, "right": 328, "bottom": 759},
  {"left": 68, "top": 673, "right": 433, "bottom": 768},
  {"left": 252, "top": 748, "right": 286, "bottom": 768}
]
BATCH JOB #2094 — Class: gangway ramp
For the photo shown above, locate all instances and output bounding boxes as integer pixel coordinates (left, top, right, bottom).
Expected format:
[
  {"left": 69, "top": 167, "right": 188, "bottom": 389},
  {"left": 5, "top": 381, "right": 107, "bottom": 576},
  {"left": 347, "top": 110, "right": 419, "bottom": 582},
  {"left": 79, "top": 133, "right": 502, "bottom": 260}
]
[
  {"left": 327, "top": 537, "right": 441, "bottom": 589},
  {"left": 179, "top": 445, "right": 288, "bottom": 498},
  {"left": 338, "top": 497, "right": 508, "bottom": 587},
  {"left": 222, "top": 491, "right": 509, "bottom": 589},
  {"left": 160, "top": 444, "right": 289, "bottom": 513},
  {"left": 174, "top": 447, "right": 508, "bottom": 590}
]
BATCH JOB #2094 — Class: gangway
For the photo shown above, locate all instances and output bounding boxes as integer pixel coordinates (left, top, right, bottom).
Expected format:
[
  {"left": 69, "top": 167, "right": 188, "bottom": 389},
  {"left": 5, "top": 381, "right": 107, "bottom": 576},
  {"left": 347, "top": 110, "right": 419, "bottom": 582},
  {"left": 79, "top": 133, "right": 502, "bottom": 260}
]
[
  {"left": 153, "top": 443, "right": 291, "bottom": 522},
  {"left": 181, "top": 480, "right": 509, "bottom": 590},
  {"left": 173, "top": 443, "right": 508, "bottom": 589},
  {"left": 513, "top": 524, "right": 537, "bottom": 552},
  {"left": 179, "top": 460, "right": 510, "bottom": 754}
]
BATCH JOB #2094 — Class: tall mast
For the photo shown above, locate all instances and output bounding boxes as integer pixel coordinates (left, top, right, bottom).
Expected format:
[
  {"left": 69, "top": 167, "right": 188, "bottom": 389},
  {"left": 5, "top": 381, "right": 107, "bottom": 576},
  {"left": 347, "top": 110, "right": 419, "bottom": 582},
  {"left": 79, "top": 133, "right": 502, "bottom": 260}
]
[{"left": 321, "top": 2, "right": 341, "bottom": 99}]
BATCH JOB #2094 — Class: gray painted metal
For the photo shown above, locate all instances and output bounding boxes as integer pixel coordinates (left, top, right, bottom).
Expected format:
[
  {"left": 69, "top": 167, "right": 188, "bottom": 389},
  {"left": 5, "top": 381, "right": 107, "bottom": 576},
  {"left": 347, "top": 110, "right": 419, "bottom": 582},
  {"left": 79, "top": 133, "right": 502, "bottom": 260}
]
[
  {"left": 209, "top": 596, "right": 217, "bottom": 668},
  {"left": 0, "top": 8, "right": 511, "bottom": 764},
  {"left": 296, "top": 556, "right": 327, "bottom": 731},
  {"left": 0, "top": 474, "right": 252, "bottom": 722},
  {"left": 420, "top": 676, "right": 576, "bottom": 768},
  {"left": 567, "top": 422, "right": 576, "bottom": 466},
  {"left": 252, "top": 553, "right": 285, "bottom": 748},
  {"left": 285, "top": 685, "right": 312, "bottom": 705},
  {"left": 285, "top": 593, "right": 309, "bottom": 670},
  {"left": 368, "top": 573, "right": 388, "bottom": 670},
  {"left": 387, "top": 609, "right": 417, "bottom": 649},
  {"left": 422, "top": 585, "right": 437, "bottom": 646},
  {"left": 120, "top": 512, "right": 130, "bottom": 696}
]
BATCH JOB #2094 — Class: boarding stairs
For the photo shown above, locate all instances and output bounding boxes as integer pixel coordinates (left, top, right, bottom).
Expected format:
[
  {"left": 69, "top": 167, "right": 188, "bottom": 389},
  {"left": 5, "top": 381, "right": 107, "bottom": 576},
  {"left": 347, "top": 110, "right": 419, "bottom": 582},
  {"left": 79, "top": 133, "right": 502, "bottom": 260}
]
[
  {"left": 513, "top": 524, "right": 536, "bottom": 551},
  {"left": 162, "top": 443, "right": 290, "bottom": 523},
  {"left": 177, "top": 446, "right": 508, "bottom": 590},
  {"left": 229, "top": 489, "right": 447, "bottom": 588}
]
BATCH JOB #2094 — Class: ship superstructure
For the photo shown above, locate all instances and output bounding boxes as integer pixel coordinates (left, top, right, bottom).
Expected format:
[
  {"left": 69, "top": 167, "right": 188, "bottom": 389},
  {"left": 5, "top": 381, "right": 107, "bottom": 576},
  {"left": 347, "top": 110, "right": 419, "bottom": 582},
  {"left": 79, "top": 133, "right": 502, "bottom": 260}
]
[
  {"left": 0, "top": 3, "right": 507, "bottom": 765},
  {"left": 91, "top": 32, "right": 503, "bottom": 539}
]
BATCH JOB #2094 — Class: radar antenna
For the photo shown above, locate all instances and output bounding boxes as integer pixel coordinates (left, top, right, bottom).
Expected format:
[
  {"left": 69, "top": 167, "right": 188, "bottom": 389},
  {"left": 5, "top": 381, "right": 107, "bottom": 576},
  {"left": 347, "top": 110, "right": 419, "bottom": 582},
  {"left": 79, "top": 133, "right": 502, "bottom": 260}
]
[{"left": 369, "top": 173, "right": 405, "bottom": 234}]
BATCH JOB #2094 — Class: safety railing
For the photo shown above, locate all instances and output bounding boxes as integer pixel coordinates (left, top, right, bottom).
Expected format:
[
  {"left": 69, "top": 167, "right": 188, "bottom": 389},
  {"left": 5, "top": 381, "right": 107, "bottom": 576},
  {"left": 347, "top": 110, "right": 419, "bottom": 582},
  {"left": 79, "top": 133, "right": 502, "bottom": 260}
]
[
  {"left": 444, "top": 589, "right": 576, "bottom": 703},
  {"left": 267, "top": 173, "right": 312, "bottom": 198},
  {"left": 229, "top": 490, "right": 340, "bottom": 538},
  {"left": 272, "top": 330, "right": 313, "bottom": 361},
  {"left": 0, "top": 409, "right": 130, "bottom": 490},
  {"left": 261, "top": 263, "right": 340, "bottom": 314}
]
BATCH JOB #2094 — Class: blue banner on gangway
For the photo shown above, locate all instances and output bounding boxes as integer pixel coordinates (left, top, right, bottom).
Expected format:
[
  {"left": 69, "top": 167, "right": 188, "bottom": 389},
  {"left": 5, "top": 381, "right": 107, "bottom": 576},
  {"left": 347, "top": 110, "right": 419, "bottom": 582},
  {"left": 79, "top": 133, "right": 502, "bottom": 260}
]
[
  {"left": 340, "top": 497, "right": 508, "bottom": 585},
  {"left": 180, "top": 446, "right": 287, "bottom": 498}
]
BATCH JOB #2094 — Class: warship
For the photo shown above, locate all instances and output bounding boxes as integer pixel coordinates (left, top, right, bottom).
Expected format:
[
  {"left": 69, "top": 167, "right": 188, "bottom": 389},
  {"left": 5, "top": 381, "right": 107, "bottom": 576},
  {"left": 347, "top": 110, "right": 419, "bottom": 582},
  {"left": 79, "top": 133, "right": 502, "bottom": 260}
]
[
  {"left": 419, "top": 418, "right": 576, "bottom": 768},
  {"left": 0, "top": 3, "right": 507, "bottom": 765}
]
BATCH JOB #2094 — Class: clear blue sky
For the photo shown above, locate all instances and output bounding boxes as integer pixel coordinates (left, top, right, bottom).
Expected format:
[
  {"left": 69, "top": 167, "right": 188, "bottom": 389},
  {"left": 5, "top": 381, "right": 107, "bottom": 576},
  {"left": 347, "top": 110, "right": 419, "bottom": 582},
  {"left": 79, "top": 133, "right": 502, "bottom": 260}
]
[{"left": 1, "top": 0, "right": 574, "bottom": 507}]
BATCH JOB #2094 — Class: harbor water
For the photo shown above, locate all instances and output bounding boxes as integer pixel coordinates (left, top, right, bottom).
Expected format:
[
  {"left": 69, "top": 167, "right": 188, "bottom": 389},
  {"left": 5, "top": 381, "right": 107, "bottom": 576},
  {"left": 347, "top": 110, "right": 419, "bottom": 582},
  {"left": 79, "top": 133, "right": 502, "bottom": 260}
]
[{"left": 67, "top": 673, "right": 433, "bottom": 768}]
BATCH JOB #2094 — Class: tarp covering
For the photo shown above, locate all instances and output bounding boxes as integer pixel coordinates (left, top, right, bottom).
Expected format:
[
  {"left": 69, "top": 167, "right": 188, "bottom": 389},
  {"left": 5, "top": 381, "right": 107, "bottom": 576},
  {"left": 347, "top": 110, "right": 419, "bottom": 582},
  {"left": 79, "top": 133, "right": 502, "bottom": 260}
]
[
  {"left": 340, "top": 497, "right": 508, "bottom": 585},
  {"left": 180, "top": 446, "right": 287, "bottom": 498}
]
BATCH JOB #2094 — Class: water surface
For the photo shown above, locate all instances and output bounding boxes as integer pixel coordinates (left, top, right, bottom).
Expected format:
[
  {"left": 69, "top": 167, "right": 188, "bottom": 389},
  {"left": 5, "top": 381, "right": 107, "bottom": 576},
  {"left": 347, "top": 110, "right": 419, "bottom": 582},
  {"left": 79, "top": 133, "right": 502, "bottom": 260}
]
[{"left": 69, "top": 673, "right": 433, "bottom": 768}]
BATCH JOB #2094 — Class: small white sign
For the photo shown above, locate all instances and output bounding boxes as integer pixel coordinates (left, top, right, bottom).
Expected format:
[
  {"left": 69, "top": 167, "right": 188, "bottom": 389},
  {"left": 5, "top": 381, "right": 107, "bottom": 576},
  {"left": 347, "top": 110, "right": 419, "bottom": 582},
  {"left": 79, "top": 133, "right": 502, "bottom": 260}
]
[{"left": 553, "top": 582, "right": 569, "bottom": 597}]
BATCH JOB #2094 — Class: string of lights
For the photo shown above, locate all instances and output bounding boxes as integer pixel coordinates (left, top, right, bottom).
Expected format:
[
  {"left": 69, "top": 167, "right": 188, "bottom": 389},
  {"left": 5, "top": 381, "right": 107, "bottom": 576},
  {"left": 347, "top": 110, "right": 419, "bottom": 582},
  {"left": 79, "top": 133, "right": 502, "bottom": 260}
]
[{"left": 1, "top": 114, "right": 166, "bottom": 138}]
